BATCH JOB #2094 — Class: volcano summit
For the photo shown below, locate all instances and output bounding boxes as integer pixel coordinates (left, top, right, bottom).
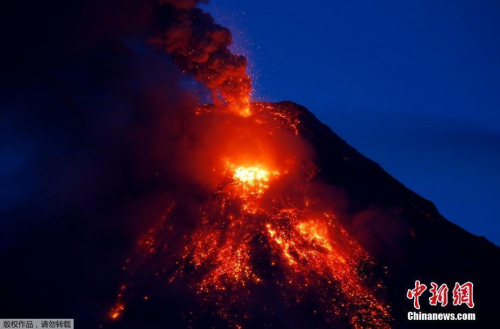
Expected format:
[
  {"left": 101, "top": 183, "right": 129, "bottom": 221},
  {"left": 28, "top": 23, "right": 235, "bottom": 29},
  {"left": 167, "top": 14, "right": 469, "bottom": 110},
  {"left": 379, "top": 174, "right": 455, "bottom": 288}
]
[{"left": 107, "top": 102, "right": 500, "bottom": 328}]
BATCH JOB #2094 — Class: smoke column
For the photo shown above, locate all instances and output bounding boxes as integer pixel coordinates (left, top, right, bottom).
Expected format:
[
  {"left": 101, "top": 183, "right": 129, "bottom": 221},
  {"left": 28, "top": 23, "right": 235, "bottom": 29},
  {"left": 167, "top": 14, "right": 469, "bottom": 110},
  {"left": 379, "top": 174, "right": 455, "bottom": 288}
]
[{"left": 152, "top": 0, "right": 253, "bottom": 116}]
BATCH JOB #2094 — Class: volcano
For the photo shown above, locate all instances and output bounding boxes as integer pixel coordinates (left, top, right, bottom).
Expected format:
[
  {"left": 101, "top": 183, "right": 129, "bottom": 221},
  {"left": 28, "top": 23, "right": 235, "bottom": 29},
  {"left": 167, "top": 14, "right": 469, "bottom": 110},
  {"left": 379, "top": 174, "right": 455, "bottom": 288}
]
[
  {"left": 2, "top": 1, "right": 498, "bottom": 328},
  {"left": 107, "top": 101, "right": 500, "bottom": 329}
]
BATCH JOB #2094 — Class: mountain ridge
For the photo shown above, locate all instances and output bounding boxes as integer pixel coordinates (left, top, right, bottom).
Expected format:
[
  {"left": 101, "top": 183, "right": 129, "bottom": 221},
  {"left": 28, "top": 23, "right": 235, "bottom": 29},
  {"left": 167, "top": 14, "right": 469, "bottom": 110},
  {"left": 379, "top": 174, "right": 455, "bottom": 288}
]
[{"left": 266, "top": 100, "right": 499, "bottom": 327}]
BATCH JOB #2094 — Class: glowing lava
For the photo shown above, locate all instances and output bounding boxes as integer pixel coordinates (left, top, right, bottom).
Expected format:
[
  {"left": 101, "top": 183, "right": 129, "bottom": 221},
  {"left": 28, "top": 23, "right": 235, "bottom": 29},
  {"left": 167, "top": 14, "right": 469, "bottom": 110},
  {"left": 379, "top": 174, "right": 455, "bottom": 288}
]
[
  {"left": 231, "top": 165, "right": 279, "bottom": 198},
  {"left": 108, "top": 303, "right": 125, "bottom": 320},
  {"left": 234, "top": 166, "right": 270, "bottom": 185},
  {"left": 109, "top": 103, "right": 392, "bottom": 328}
]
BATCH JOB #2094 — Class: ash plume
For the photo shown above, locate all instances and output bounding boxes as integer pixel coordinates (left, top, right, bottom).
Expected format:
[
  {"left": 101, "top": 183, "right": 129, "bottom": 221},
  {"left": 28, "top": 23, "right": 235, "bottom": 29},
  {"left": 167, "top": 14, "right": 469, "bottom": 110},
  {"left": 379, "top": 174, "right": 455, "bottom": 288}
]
[{"left": 152, "top": 0, "right": 252, "bottom": 115}]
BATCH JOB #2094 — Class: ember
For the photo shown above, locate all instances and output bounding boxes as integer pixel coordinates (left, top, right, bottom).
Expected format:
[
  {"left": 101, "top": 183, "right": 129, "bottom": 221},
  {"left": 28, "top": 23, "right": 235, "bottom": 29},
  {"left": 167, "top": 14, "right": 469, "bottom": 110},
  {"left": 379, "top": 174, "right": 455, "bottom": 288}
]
[
  {"left": 109, "top": 102, "right": 392, "bottom": 328},
  {"left": 109, "top": 1, "right": 392, "bottom": 328}
]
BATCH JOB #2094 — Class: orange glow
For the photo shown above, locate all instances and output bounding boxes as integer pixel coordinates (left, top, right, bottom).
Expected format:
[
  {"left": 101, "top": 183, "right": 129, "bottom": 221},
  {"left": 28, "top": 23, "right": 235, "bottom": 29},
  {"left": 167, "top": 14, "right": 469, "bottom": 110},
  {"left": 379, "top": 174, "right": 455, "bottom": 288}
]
[
  {"left": 234, "top": 166, "right": 269, "bottom": 184},
  {"left": 236, "top": 97, "right": 252, "bottom": 117},
  {"left": 223, "top": 162, "right": 281, "bottom": 211},
  {"left": 110, "top": 103, "right": 392, "bottom": 328},
  {"left": 297, "top": 220, "right": 333, "bottom": 251},
  {"left": 232, "top": 165, "right": 279, "bottom": 197},
  {"left": 109, "top": 303, "right": 124, "bottom": 320},
  {"left": 240, "top": 107, "right": 251, "bottom": 117}
]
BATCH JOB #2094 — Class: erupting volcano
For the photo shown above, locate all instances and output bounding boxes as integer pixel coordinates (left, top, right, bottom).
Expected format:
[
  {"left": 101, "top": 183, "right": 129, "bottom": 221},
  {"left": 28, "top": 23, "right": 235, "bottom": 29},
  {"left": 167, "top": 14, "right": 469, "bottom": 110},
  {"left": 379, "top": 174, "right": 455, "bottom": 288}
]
[
  {"left": 3, "top": 0, "right": 500, "bottom": 328},
  {"left": 109, "top": 102, "right": 392, "bottom": 328},
  {"left": 111, "top": 103, "right": 390, "bottom": 327},
  {"left": 103, "top": 1, "right": 500, "bottom": 328},
  {"left": 104, "top": 99, "right": 500, "bottom": 329}
]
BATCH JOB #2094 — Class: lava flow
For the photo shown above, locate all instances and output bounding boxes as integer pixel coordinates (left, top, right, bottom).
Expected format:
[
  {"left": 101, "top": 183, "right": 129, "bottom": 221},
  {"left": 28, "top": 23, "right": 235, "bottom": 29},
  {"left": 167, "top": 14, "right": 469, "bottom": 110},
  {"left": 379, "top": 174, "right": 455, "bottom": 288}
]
[
  {"left": 109, "top": 103, "right": 392, "bottom": 328},
  {"left": 108, "top": 1, "right": 391, "bottom": 327}
]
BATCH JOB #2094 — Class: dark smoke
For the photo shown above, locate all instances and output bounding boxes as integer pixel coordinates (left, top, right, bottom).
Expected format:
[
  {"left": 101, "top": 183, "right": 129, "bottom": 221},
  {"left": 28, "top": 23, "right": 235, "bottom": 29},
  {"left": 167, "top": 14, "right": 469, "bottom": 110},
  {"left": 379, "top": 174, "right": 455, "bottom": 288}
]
[{"left": 151, "top": 0, "right": 252, "bottom": 114}]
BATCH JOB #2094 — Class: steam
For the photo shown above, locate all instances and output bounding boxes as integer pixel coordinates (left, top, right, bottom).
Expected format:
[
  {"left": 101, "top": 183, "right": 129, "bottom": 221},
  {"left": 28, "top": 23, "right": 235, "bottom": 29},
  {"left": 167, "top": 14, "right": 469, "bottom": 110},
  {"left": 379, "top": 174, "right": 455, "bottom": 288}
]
[{"left": 152, "top": 0, "right": 252, "bottom": 115}]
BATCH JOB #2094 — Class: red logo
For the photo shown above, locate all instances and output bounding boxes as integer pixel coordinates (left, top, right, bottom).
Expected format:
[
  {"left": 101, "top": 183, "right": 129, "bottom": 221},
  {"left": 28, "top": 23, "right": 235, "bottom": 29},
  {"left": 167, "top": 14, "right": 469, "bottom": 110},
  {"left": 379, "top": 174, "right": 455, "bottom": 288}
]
[
  {"left": 407, "top": 280, "right": 427, "bottom": 309},
  {"left": 429, "top": 282, "right": 449, "bottom": 307},
  {"left": 407, "top": 281, "right": 474, "bottom": 309},
  {"left": 453, "top": 282, "right": 474, "bottom": 308}
]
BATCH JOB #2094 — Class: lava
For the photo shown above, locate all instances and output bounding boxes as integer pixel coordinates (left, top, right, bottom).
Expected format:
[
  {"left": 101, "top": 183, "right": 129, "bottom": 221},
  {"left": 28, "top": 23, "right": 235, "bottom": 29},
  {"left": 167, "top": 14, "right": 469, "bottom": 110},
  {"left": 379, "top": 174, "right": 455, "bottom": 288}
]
[
  {"left": 229, "top": 164, "right": 280, "bottom": 202},
  {"left": 106, "top": 2, "right": 391, "bottom": 327},
  {"left": 233, "top": 166, "right": 272, "bottom": 187},
  {"left": 109, "top": 303, "right": 125, "bottom": 320},
  {"left": 109, "top": 103, "right": 393, "bottom": 328}
]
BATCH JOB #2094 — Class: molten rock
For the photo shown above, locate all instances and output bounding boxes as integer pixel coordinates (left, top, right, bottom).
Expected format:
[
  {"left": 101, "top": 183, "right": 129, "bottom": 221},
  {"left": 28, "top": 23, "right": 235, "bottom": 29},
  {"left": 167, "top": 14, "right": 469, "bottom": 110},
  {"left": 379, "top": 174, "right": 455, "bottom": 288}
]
[{"left": 109, "top": 102, "right": 500, "bottom": 329}]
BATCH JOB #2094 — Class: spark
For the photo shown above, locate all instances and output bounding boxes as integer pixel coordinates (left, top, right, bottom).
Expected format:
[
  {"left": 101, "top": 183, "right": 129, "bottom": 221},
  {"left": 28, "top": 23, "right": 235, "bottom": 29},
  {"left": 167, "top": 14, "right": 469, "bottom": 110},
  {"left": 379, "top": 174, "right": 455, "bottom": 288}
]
[{"left": 109, "top": 103, "right": 392, "bottom": 328}]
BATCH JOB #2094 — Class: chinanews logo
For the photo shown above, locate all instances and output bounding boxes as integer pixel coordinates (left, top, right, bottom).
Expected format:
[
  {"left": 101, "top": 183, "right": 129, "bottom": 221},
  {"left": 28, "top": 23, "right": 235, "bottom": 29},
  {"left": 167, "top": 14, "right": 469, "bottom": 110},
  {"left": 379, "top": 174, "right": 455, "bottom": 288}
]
[{"left": 406, "top": 280, "right": 476, "bottom": 321}]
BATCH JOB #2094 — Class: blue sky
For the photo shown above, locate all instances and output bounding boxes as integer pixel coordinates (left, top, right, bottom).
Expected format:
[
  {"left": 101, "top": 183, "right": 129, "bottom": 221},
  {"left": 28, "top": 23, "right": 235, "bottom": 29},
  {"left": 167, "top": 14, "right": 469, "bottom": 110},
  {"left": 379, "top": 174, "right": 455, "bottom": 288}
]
[{"left": 203, "top": 0, "right": 500, "bottom": 245}]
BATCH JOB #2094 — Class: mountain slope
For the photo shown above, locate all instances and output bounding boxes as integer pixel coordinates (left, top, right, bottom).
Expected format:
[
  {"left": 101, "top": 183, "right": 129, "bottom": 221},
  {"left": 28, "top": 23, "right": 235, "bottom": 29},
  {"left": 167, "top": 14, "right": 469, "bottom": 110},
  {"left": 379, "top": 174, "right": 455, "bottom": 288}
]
[{"left": 273, "top": 101, "right": 500, "bottom": 327}]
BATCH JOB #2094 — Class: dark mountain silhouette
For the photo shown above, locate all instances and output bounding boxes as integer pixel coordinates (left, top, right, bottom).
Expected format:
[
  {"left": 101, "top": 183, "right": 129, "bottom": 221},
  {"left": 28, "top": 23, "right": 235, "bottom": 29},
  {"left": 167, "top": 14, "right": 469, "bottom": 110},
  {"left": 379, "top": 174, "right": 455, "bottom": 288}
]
[{"left": 276, "top": 101, "right": 500, "bottom": 328}]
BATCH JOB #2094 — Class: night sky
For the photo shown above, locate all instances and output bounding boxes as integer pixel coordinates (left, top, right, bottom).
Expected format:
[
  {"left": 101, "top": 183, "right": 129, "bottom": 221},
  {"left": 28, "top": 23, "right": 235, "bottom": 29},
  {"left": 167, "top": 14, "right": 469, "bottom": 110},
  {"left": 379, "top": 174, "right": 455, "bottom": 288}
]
[{"left": 204, "top": 0, "right": 500, "bottom": 245}]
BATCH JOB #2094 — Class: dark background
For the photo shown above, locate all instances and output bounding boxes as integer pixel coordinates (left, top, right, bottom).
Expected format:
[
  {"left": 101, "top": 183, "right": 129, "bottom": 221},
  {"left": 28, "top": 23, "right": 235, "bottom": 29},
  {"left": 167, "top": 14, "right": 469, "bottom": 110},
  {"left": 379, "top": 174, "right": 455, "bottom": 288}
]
[{"left": 0, "top": 0, "right": 207, "bottom": 325}]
